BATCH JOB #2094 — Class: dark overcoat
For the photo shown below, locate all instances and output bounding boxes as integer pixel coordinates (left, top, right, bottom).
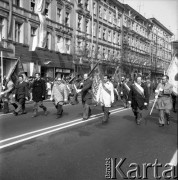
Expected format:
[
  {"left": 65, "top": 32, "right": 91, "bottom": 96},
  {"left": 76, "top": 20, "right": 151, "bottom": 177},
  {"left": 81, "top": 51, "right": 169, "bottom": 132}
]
[
  {"left": 128, "top": 83, "right": 149, "bottom": 110},
  {"left": 32, "top": 79, "right": 46, "bottom": 102},
  {"left": 81, "top": 79, "right": 92, "bottom": 105},
  {"left": 119, "top": 81, "right": 132, "bottom": 99},
  {"left": 14, "top": 81, "right": 29, "bottom": 100}
]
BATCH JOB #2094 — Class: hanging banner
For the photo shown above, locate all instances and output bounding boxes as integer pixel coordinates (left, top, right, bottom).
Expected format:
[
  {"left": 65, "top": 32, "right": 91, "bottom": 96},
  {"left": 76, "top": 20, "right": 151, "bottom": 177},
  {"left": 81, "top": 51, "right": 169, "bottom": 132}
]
[
  {"left": 166, "top": 55, "right": 178, "bottom": 95},
  {"left": 36, "top": 0, "right": 47, "bottom": 48}
]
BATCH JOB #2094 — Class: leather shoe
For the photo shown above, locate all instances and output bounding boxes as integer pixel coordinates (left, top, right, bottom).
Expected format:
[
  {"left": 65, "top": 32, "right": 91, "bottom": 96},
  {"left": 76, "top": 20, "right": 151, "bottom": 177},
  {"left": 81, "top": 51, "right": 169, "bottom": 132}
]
[
  {"left": 56, "top": 115, "right": 62, "bottom": 119},
  {"left": 83, "top": 118, "right": 88, "bottom": 120},
  {"left": 159, "top": 124, "right": 164, "bottom": 127}
]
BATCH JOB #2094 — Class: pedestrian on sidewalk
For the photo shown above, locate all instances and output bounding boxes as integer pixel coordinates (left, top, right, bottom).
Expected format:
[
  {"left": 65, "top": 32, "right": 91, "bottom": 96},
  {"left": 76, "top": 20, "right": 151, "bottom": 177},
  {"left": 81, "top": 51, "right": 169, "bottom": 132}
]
[
  {"left": 96, "top": 75, "right": 114, "bottom": 124},
  {"left": 155, "top": 75, "right": 173, "bottom": 127},
  {"left": 13, "top": 75, "right": 29, "bottom": 116},
  {"left": 51, "top": 76, "right": 68, "bottom": 119},
  {"left": 128, "top": 75, "right": 149, "bottom": 125},
  {"left": 32, "top": 73, "right": 47, "bottom": 117},
  {"left": 77, "top": 73, "right": 93, "bottom": 120}
]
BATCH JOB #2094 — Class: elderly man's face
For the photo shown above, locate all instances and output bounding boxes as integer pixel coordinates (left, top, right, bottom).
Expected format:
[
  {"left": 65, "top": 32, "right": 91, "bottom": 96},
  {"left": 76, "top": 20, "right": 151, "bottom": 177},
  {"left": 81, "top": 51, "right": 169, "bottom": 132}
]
[
  {"left": 36, "top": 74, "right": 40, "bottom": 79},
  {"left": 136, "top": 77, "right": 142, "bottom": 84},
  {"left": 104, "top": 76, "right": 108, "bottom": 83}
]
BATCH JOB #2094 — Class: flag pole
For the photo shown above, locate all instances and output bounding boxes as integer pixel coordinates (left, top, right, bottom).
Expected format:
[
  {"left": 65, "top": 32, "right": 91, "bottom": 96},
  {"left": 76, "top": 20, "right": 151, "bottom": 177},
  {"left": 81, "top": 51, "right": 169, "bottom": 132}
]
[{"left": 1, "top": 51, "right": 3, "bottom": 85}]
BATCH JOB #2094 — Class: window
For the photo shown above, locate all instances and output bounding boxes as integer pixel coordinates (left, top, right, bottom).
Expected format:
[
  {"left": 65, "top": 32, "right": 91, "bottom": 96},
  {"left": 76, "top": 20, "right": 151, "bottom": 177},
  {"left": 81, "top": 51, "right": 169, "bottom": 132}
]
[
  {"left": 14, "top": 0, "right": 20, "bottom": 7},
  {"left": 93, "top": 2, "right": 96, "bottom": 15},
  {"left": 31, "top": 27, "right": 37, "bottom": 37},
  {"left": 0, "top": 17, "right": 4, "bottom": 41},
  {"left": 15, "top": 22, "right": 22, "bottom": 43},
  {"left": 78, "top": 15, "right": 82, "bottom": 31},
  {"left": 99, "top": 26, "right": 101, "bottom": 38},
  {"left": 66, "top": 38, "right": 71, "bottom": 54},
  {"left": 85, "top": 20, "right": 89, "bottom": 34},
  {"left": 57, "top": 8, "right": 62, "bottom": 24},
  {"left": 99, "top": 6, "right": 102, "bottom": 17},
  {"left": 104, "top": 9, "right": 107, "bottom": 20},
  {"left": 93, "top": 23, "right": 96, "bottom": 36},
  {"left": 108, "top": 30, "right": 111, "bottom": 42},
  {"left": 46, "top": 32, "right": 51, "bottom": 49},
  {"left": 65, "top": 12, "right": 70, "bottom": 27},
  {"left": 109, "top": 12, "right": 112, "bottom": 22},
  {"left": 45, "top": 2, "right": 49, "bottom": 17},
  {"left": 31, "top": 0, "right": 35, "bottom": 12},
  {"left": 85, "top": 0, "right": 89, "bottom": 10},
  {"left": 103, "top": 28, "right": 106, "bottom": 40}
]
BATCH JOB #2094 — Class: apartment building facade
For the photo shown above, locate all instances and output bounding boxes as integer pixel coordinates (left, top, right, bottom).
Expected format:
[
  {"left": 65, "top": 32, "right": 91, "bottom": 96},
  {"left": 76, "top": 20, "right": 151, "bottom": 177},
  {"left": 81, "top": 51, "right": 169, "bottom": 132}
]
[{"left": 0, "top": 0, "right": 173, "bottom": 79}]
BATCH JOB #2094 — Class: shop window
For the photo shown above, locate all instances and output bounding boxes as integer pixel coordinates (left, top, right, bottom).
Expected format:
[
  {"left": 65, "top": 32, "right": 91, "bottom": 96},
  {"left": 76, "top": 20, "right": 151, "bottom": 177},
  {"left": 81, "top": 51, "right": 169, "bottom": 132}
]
[{"left": 31, "top": 0, "right": 35, "bottom": 12}]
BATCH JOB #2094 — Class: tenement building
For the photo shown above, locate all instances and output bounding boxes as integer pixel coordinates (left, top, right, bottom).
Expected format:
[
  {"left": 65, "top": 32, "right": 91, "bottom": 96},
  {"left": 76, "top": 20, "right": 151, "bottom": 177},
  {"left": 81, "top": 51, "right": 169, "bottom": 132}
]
[{"left": 0, "top": 0, "right": 174, "bottom": 79}]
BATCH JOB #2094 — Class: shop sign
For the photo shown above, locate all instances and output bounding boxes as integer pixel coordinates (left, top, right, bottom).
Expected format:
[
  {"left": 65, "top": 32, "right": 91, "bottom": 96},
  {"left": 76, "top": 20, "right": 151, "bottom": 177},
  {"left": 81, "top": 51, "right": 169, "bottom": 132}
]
[
  {"left": 56, "top": 68, "right": 63, "bottom": 73},
  {"left": 63, "top": 69, "right": 70, "bottom": 73}
]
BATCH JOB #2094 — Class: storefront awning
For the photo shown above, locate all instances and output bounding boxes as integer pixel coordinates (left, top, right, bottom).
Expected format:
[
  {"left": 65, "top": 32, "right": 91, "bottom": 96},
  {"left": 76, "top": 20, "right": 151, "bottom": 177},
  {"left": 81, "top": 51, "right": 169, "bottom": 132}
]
[{"left": 15, "top": 44, "right": 73, "bottom": 69}]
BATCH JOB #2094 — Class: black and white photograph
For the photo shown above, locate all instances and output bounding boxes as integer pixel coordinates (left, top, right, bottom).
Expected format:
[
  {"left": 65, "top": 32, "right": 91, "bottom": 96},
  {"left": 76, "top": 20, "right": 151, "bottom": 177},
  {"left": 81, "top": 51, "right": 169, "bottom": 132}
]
[{"left": 0, "top": 0, "right": 177, "bottom": 179}]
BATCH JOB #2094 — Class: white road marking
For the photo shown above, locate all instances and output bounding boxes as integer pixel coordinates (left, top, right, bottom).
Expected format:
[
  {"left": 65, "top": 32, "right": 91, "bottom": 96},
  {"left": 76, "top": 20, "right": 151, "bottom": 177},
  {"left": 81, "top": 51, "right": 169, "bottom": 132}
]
[
  {"left": 169, "top": 150, "right": 177, "bottom": 166},
  {"left": 0, "top": 108, "right": 128, "bottom": 149},
  {"left": 0, "top": 107, "right": 124, "bottom": 143}
]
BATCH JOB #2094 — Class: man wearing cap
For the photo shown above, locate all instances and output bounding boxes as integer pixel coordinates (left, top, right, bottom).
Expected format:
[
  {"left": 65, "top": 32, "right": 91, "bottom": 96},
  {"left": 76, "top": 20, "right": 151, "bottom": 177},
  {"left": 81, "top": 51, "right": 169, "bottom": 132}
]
[
  {"left": 119, "top": 76, "right": 132, "bottom": 108},
  {"left": 128, "top": 75, "right": 149, "bottom": 125},
  {"left": 13, "top": 75, "right": 29, "bottom": 116},
  {"left": 155, "top": 75, "right": 173, "bottom": 127},
  {"left": 51, "top": 77, "right": 68, "bottom": 118}
]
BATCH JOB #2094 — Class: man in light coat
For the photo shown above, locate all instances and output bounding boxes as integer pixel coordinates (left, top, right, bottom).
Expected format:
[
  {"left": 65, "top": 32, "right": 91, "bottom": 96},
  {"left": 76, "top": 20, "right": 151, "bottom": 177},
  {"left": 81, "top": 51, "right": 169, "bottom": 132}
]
[
  {"left": 155, "top": 75, "right": 173, "bottom": 127},
  {"left": 51, "top": 77, "right": 68, "bottom": 119},
  {"left": 96, "top": 75, "right": 114, "bottom": 124}
]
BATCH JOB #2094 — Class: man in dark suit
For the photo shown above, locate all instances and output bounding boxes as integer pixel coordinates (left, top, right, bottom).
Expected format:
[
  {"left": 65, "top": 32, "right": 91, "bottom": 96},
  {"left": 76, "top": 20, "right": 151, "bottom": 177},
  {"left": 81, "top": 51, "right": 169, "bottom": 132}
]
[
  {"left": 32, "top": 73, "right": 47, "bottom": 117},
  {"left": 13, "top": 75, "right": 29, "bottom": 116},
  {"left": 77, "top": 73, "right": 93, "bottom": 120},
  {"left": 128, "top": 75, "right": 149, "bottom": 125}
]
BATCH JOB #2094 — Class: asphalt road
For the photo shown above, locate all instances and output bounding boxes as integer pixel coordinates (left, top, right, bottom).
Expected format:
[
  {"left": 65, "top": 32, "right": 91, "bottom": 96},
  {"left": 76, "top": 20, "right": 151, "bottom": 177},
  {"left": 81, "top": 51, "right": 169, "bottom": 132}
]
[{"left": 0, "top": 100, "right": 177, "bottom": 180}]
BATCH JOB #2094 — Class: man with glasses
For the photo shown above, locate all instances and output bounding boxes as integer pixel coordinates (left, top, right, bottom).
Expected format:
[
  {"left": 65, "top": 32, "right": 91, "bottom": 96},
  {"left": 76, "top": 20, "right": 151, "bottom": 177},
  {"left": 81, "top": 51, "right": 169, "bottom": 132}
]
[{"left": 155, "top": 75, "right": 173, "bottom": 127}]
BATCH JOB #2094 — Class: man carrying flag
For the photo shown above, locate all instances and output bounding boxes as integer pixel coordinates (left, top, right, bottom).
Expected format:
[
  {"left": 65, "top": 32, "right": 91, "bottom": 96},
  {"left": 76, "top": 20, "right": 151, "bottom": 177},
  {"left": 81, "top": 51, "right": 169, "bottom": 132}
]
[
  {"left": 96, "top": 75, "right": 114, "bottom": 124},
  {"left": 128, "top": 75, "right": 149, "bottom": 125},
  {"left": 119, "top": 76, "right": 132, "bottom": 108}
]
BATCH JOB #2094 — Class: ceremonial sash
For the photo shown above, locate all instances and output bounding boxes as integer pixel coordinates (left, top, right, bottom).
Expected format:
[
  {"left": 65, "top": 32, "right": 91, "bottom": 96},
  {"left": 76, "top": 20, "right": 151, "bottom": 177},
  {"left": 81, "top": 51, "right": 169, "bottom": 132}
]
[
  {"left": 133, "top": 83, "right": 145, "bottom": 98},
  {"left": 123, "top": 83, "right": 130, "bottom": 93},
  {"left": 102, "top": 82, "right": 111, "bottom": 96}
]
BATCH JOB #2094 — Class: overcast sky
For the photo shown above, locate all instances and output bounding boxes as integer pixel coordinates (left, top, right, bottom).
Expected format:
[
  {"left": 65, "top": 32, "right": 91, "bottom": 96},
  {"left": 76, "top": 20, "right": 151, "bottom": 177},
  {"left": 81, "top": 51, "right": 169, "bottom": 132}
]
[{"left": 120, "top": 0, "right": 178, "bottom": 40}]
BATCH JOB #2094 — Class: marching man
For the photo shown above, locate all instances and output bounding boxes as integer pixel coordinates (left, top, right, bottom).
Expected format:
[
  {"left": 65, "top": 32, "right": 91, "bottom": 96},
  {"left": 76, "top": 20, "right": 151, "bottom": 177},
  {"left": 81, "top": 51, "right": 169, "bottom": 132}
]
[
  {"left": 119, "top": 76, "right": 132, "bottom": 108},
  {"left": 96, "top": 75, "right": 114, "bottom": 124},
  {"left": 128, "top": 75, "right": 149, "bottom": 125},
  {"left": 155, "top": 75, "right": 173, "bottom": 127}
]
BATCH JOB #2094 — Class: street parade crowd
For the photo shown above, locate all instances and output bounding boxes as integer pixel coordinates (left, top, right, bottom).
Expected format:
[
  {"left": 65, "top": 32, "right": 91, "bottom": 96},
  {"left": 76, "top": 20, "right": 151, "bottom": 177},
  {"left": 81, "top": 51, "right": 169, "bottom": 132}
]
[{"left": 0, "top": 72, "right": 177, "bottom": 126}]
